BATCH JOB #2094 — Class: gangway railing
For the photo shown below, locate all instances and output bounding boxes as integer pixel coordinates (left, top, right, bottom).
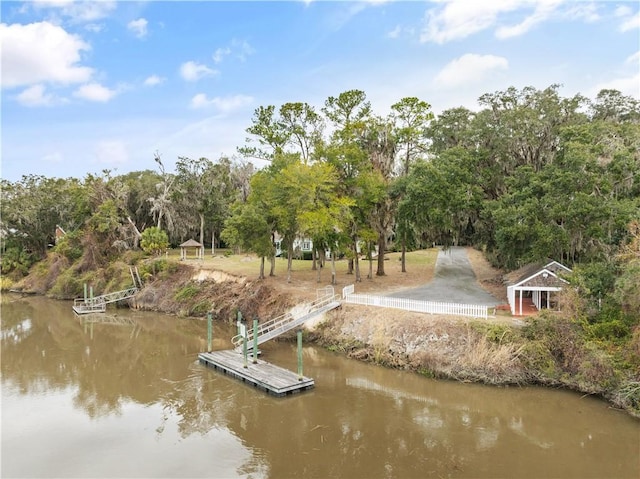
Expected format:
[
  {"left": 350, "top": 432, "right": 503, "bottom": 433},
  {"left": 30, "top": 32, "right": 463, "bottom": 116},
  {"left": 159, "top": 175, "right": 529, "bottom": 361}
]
[
  {"left": 232, "top": 287, "right": 340, "bottom": 351},
  {"left": 72, "top": 268, "right": 142, "bottom": 315}
]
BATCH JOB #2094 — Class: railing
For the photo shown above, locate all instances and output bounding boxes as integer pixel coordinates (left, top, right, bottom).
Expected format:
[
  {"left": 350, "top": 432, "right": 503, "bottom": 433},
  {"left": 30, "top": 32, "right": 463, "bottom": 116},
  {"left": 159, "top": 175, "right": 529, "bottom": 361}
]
[
  {"left": 72, "top": 286, "right": 139, "bottom": 314},
  {"left": 99, "top": 287, "right": 139, "bottom": 305},
  {"left": 342, "top": 288, "right": 490, "bottom": 319},
  {"left": 232, "top": 288, "right": 340, "bottom": 350}
]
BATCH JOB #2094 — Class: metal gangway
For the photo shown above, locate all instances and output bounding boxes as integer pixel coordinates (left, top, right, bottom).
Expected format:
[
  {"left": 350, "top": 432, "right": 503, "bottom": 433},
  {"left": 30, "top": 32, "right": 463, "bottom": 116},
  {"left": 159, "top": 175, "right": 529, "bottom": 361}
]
[
  {"left": 231, "top": 286, "right": 340, "bottom": 352},
  {"left": 72, "top": 267, "right": 142, "bottom": 314}
]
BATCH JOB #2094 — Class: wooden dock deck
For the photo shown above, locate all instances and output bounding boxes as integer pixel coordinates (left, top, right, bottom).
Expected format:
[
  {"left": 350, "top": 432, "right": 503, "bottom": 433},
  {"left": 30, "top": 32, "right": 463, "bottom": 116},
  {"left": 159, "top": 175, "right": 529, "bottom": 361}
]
[{"left": 198, "top": 350, "right": 314, "bottom": 397}]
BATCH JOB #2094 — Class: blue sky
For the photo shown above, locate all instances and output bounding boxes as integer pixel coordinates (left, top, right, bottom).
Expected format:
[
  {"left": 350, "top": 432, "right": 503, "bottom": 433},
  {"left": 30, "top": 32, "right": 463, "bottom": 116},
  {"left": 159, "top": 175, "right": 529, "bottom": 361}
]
[{"left": 1, "top": 0, "right": 639, "bottom": 182}]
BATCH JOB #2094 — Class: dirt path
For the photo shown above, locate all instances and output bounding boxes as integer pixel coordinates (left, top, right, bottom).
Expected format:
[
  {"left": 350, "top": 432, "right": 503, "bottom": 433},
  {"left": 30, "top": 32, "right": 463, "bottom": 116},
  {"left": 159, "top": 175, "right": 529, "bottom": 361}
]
[{"left": 388, "top": 247, "right": 502, "bottom": 306}]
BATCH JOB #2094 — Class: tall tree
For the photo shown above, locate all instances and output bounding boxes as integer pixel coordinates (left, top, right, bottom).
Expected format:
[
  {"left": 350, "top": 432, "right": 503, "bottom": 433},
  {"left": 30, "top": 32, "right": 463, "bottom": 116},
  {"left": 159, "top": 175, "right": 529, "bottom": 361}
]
[
  {"left": 222, "top": 203, "right": 273, "bottom": 279},
  {"left": 359, "top": 116, "right": 397, "bottom": 276},
  {"left": 391, "top": 97, "right": 433, "bottom": 175},
  {"left": 149, "top": 152, "right": 176, "bottom": 232}
]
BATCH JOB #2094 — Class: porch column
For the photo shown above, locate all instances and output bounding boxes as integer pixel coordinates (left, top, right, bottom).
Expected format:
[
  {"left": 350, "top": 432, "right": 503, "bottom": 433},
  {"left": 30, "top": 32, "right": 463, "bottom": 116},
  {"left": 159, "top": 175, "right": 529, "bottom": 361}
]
[
  {"left": 547, "top": 290, "right": 550, "bottom": 309},
  {"left": 519, "top": 289, "right": 523, "bottom": 316}
]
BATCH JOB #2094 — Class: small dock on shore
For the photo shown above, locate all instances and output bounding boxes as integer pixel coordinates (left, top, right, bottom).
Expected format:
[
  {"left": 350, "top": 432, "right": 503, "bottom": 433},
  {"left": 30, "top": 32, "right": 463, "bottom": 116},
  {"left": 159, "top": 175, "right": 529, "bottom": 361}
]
[
  {"left": 199, "top": 350, "right": 314, "bottom": 397},
  {"left": 72, "top": 267, "right": 142, "bottom": 315}
]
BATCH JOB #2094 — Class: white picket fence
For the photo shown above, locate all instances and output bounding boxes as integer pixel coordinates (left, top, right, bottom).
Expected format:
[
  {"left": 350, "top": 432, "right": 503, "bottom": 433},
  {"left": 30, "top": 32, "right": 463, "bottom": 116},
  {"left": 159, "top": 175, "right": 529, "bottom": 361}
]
[{"left": 342, "top": 285, "right": 490, "bottom": 319}]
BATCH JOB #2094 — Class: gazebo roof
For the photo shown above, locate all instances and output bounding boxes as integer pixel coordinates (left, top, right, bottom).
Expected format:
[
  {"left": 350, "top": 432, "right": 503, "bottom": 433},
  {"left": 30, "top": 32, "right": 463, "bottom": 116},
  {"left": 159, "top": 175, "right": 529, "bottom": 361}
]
[{"left": 180, "top": 239, "right": 203, "bottom": 248}]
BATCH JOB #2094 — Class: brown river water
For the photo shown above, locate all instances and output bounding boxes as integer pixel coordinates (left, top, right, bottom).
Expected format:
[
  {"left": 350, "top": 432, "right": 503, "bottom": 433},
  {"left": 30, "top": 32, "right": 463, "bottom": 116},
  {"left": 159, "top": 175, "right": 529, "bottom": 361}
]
[{"left": 2, "top": 295, "right": 639, "bottom": 478}]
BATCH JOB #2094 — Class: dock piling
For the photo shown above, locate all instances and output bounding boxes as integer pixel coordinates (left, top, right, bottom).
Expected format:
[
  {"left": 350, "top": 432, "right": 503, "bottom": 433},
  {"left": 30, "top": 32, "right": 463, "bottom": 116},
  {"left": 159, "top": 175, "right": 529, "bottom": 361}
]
[
  {"left": 207, "top": 312, "right": 212, "bottom": 352},
  {"left": 242, "top": 327, "right": 248, "bottom": 369},
  {"left": 297, "top": 329, "right": 303, "bottom": 381},
  {"left": 252, "top": 318, "right": 259, "bottom": 364}
]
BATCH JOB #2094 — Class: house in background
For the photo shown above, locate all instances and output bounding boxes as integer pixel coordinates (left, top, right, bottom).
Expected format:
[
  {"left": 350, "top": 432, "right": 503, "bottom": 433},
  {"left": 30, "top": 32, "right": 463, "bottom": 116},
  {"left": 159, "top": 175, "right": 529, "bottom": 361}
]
[
  {"left": 273, "top": 233, "right": 375, "bottom": 260},
  {"left": 506, "top": 260, "right": 572, "bottom": 316}
]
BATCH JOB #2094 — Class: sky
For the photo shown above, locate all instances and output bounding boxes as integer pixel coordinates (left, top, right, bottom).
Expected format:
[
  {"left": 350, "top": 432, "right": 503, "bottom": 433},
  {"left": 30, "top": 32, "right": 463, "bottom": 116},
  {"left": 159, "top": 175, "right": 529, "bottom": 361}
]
[{"left": 1, "top": 0, "right": 639, "bottom": 182}]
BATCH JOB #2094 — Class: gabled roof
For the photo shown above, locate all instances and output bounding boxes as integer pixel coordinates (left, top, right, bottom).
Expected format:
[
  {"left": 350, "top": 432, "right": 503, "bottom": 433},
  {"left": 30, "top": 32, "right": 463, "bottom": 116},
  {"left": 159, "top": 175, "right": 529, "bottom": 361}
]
[
  {"left": 543, "top": 260, "right": 572, "bottom": 275},
  {"left": 180, "top": 239, "right": 203, "bottom": 248},
  {"left": 506, "top": 260, "right": 572, "bottom": 288}
]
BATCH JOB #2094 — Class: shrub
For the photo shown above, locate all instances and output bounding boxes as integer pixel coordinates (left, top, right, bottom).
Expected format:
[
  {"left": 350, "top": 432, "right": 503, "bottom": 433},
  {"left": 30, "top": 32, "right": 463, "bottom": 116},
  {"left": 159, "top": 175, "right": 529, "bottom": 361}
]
[
  {"left": 174, "top": 283, "right": 201, "bottom": 302},
  {"left": 53, "top": 230, "right": 82, "bottom": 261},
  {"left": 190, "top": 300, "right": 212, "bottom": 316},
  {"left": 140, "top": 227, "right": 169, "bottom": 256}
]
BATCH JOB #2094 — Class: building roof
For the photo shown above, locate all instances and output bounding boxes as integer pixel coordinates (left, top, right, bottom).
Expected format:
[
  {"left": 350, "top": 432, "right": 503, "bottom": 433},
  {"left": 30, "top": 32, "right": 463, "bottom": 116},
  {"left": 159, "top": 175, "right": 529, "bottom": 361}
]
[
  {"left": 506, "top": 260, "right": 572, "bottom": 289},
  {"left": 180, "top": 239, "right": 203, "bottom": 248}
]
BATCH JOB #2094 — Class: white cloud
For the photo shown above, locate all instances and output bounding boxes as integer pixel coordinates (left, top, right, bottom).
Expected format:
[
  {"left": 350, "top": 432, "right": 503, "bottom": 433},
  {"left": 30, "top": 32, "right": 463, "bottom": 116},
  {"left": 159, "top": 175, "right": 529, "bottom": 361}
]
[
  {"left": 386, "top": 25, "right": 401, "bottom": 39},
  {"left": 190, "top": 93, "right": 253, "bottom": 112},
  {"left": 95, "top": 140, "right": 129, "bottom": 165},
  {"left": 43, "top": 151, "right": 64, "bottom": 163},
  {"left": 565, "top": 2, "right": 600, "bottom": 23},
  {"left": 16, "top": 84, "right": 57, "bottom": 107},
  {"left": 593, "top": 72, "right": 640, "bottom": 98},
  {"left": 420, "top": 0, "right": 578, "bottom": 43},
  {"left": 421, "top": 0, "right": 524, "bottom": 44},
  {"left": 143, "top": 75, "right": 164, "bottom": 86},
  {"left": 84, "top": 23, "right": 104, "bottom": 33},
  {"left": 233, "top": 39, "right": 255, "bottom": 62},
  {"left": 626, "top": 51, "right": 640, "bottom": 65},
  {"left": 0, "top": 22, "right": 93, "bottom": 88},
  {"left": 213, "top": 47, "right": 231, "bottom": 64},
  {"left": 591, "top": 51, "right": 640, "bottom": 99},
  {"left": 212, "top": 39, "right": 256, "bottom": 64},
  {"left": 32, "top": 0, "right": 117, "bottom": 23},
  {"left": 73, "top": 82, "right": 117, "bottom": 102},
  {"left": 179, "top": 61, "right": 218, "bottom": 81},
  {"left": 127, "top": 18, "right": 148, "bottom": 38},
  {"left": 434, "top": 53, "right": 508, "bottom": 88},
  {"left": 496, "top": 0, "right": 562, "bottom": 39},
  {"left": 619, "top": 12, "right": 640, "bottom": 32},
  {"left": 614, "top": 5, "right": 632, "bottom": 18}
]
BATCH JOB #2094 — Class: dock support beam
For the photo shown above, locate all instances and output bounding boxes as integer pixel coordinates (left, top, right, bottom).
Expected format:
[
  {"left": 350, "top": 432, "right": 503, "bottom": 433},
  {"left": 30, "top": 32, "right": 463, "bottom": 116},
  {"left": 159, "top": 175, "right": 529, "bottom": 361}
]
[
  {"left": 84, "top": 283, "right": 87, "bottom": 302},
  {"left": 297, "top": 329, "right": 303, "bottom": 381},
  {"left": 207, "top": 312, "right": 212, "bottom": 352},
  {"left": 253, "top": 318, "right": 259, "bottom": 364}
]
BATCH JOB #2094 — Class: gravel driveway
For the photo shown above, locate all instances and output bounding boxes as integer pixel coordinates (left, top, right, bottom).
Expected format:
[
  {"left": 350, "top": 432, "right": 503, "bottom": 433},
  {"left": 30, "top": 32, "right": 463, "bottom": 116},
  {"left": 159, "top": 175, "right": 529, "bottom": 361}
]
[{"left": 388, "top": 247, "right": 501, "bottom": 306}]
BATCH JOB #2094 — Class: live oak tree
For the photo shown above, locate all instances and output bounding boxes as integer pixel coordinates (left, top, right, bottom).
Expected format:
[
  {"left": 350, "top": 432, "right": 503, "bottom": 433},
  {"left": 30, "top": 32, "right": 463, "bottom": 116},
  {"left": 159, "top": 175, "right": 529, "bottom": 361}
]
[{"left": 221, "top": 202, "right": 273, "bottom": 279}]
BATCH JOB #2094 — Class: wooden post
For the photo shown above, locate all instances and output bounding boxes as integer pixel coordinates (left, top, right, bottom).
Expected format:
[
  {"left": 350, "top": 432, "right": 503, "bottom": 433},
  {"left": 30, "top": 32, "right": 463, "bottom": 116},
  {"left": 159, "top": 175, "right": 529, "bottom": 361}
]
[
  {"left": 236, "top": 310, "right": 243, "bottom": 336},
  {"left": 252, "top": 318, "right": 259, "bottom": 364},
  {"left": 297, "top": 329, "right": 303, "bottom": 381},
  {"left": 243, "top": 331, "right": 248, "bottom": 369},
  {"left": 90, "top": 286, "right": 94, "bottom": 305},
  {"left": 207, "top": 312, "right": 212, "bottom": 352},
  {"left": 83, "top": 283, "right": 87, "bottom": 302}
]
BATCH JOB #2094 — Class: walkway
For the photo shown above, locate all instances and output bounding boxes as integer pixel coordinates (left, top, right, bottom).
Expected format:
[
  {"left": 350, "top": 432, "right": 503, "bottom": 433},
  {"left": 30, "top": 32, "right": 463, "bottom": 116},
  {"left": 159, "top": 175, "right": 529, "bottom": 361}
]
[{"left": 388, "top": 247, "right": 501, "bottom": 306}]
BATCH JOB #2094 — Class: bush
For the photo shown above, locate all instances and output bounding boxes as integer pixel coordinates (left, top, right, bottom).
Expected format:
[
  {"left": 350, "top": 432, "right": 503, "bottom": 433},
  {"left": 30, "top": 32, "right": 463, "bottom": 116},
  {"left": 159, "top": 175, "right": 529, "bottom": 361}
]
[
  {"left": 174, "top": 283, "right": 201, "bottom": 302},
  {"left": 49, "top": 268, "right": 83, "bottom": 299},
  {"left": 190, "top": 300, "right": 212, "bottom": 316},
  {"left": 140, "top": 227, "right": 169, "bottom": 256},
  {"left": 139, "top": 258, "right": 177, "bottom": 280},
  {"left": 53, "top": 230, "right": 82, "bottom": 261},
  {"left": 0, "top": 276, "right": 15, "bottom": 291},
  {"left": 1, "top": 246, "right": 34, "bottom": 276}
]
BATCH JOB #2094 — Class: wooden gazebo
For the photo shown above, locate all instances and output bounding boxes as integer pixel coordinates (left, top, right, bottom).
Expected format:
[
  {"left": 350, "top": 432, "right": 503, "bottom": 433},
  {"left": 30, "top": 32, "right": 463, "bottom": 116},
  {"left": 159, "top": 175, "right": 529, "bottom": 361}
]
[
  {"left": 506, "top": 261, "right": 572, "bottom": 316},
  {"left": 179, "top": 239, "right": 204, "bottom": 260}
]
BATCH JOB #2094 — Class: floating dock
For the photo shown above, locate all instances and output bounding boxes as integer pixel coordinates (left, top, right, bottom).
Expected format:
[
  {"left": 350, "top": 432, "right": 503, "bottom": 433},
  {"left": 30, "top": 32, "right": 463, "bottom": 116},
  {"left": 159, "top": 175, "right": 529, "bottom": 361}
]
[{"left": 198, "top": 350, "right": 314, "bottom": 397}]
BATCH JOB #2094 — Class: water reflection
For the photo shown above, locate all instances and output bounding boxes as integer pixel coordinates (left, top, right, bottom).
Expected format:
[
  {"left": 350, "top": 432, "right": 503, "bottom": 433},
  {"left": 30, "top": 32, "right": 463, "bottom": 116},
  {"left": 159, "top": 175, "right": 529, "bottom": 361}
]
[{"left": 2, "top": 294, "right": 639, "bottom": 479}]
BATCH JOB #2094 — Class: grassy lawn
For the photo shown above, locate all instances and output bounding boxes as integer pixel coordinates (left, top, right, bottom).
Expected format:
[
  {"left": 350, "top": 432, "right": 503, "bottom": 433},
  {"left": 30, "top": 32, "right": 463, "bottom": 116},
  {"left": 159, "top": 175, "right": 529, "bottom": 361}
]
[{"left": 164, "top": 247, "right": 440, "bottom": 298}]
